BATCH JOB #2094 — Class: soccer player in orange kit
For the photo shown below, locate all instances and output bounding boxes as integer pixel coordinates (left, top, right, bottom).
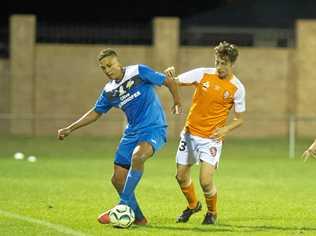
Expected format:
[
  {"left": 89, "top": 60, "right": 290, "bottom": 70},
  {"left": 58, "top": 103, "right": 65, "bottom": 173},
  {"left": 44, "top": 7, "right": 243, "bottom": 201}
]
[{"left": 174, "top": 41, "right": 246, "bottom": 224}]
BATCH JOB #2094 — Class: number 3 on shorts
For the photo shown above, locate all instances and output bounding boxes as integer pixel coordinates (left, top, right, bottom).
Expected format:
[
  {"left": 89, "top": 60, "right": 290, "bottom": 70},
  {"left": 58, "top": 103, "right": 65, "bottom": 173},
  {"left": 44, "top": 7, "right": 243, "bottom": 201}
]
[{"left": 178, "top": 140, "right": 187, "bottom": 151}]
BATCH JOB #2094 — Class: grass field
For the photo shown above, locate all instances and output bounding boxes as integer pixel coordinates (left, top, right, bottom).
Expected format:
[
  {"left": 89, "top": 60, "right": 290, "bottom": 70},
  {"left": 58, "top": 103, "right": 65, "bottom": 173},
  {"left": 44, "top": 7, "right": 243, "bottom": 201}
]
[{"left": 0, "top": 135, "right": 315, "bottom": 236}]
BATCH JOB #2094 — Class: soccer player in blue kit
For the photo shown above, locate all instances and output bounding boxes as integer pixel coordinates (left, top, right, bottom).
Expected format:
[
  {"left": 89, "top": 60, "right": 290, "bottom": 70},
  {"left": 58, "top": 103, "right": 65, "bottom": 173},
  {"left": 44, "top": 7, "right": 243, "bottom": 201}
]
[{"left": 57, "top": 48, "right": 181, "bottom": 225}]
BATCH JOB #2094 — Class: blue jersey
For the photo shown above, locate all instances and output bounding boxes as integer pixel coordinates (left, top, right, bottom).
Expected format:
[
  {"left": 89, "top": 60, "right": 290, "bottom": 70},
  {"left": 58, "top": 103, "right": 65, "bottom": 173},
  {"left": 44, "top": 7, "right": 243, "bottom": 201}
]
[{"left": 94, "top": 64, "right": 167, "bottom": 134}]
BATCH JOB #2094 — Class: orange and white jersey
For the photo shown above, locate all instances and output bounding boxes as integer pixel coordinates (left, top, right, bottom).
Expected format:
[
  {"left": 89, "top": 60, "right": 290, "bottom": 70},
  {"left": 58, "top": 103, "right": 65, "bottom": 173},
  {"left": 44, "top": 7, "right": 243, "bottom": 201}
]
[{"left": 178, "top": 67, "right": 246, "bottom": 138}]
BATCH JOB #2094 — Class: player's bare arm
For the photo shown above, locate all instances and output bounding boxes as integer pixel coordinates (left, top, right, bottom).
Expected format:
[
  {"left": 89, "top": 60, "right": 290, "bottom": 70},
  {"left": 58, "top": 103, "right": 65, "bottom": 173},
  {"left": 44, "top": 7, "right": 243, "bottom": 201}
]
[
  {"left": 210, "top": 112, "right": 244, "bottom": 140},
  {"left": 301, "top": 139, "right": 316, "bottom": 162},
  {"left": 174, "top": 77, "right": 198, "bottom": 87},
  {"left": 163, "top": 66, "right": 182, "bottom": 114},
  {"left": 57, "top": 108, "right": 102, "bottom": 140}
]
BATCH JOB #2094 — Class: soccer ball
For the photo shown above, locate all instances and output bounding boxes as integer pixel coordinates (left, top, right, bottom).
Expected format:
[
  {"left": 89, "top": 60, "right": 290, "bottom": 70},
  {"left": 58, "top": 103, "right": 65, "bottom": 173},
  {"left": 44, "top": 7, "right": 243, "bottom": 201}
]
[
  {"left": 109, "top": 204, "right": 135, "bottom": 228},
  {"left": 14, "top": 152, "right": 24, "bottom": 160}
]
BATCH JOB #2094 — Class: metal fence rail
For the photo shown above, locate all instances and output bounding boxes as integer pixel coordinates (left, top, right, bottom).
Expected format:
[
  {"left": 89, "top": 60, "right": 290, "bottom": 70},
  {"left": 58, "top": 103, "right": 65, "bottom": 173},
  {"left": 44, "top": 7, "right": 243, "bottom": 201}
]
[{"left": 181, "top": 25, "right": 295, "bottom": 47}]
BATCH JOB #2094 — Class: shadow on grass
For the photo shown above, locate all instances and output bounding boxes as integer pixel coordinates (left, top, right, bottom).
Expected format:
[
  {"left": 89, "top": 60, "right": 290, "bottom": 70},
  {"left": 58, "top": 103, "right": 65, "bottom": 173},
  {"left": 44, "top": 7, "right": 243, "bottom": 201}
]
[
  {"left": 140, "top": 224, "right": 233, "bottom": 233},
  {"left": 218, "top": 223, "right": 316, "bottom": 232},
  {"left": 131, "top": 223, "right": 316, "bottom": 233}
]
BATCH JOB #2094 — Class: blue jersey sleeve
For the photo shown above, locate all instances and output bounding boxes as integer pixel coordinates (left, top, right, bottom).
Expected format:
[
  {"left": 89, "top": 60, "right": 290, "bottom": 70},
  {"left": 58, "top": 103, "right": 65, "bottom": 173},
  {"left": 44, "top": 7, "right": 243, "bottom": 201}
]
[
  {"left": 94, "top": 90, "right": 112, "bottom": 114},
  {"left": 138, "top": 64, "right": 166, "bottom": 86}
]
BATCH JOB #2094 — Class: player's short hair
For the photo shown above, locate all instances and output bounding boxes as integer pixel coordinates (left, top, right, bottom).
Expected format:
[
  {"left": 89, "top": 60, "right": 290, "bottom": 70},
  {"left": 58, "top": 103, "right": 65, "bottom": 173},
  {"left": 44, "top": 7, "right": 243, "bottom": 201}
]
[
  {"left": 214, "top": 41, "right": 239, "bottom": 64},
  {"left": 97, "top": 48, "right": 118, "bottom": 61}
]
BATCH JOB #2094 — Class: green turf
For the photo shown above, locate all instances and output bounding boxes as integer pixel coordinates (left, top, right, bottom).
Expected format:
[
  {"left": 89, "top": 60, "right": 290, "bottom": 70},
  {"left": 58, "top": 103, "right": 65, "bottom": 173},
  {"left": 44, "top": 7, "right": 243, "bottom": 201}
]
[{"left": 0, "top": 136, "right": 315, "bottom": 236}]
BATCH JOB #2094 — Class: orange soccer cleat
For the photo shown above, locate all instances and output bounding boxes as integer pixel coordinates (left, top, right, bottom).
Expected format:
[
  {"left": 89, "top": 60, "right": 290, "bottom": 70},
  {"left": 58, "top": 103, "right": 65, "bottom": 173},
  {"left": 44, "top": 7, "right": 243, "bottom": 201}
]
[{"left": 97, "top": 211, "right": 111, "bottom": 224}]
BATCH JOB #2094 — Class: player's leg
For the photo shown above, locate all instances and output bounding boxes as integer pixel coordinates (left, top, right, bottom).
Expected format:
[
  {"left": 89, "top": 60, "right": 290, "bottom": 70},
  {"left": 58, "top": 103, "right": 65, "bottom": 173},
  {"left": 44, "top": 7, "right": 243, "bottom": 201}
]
[
  {"left": 199, "top": 161, "right": 217, "bottom": 224},
  {"left": 111, "top": 164, "right": 146, "bottom": 224},
  {"left": 175, "top": 164, "right": 202, "bottom": 223},
  {"left": 120, "top": 142, "right": 153, "bottom": 225},
  {"left": 175, "top": 132, "right": 202, "bottom": 223},
  {"left": 97, "top": 164, "right": 128, "bottom": 224},
  {"left": 98, "top": 134, "right": 146, "bottom": 224},
  {"left": 176, "top": 164, "right": 197, "bottom": 208},
  {"left": 97, "top": 164, "right": 127, "bottom": 224},
  {"left": 112, "top": 164, "right": 129, "bottom": 192},
  {"left": 111, "top": 164, "right": 144, "bottom": 218},
  {"left": 198, "top": 139, "right": 222, "bottom": 224},
  {"left": 98, "top": 163, "right": 147, "bottom": 224},
  {"left": 119, "top": 128, "right": 166, "bottom": 221},
  {"left": 119, "top": 141, "right": 153, "bottom": 205}
]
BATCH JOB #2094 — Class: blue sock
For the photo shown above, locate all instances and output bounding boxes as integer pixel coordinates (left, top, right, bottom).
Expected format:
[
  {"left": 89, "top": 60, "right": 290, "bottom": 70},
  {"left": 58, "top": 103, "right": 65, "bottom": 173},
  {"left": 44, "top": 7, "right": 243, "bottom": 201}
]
[
  {"left": 118, "top": 192, "right": 144, "bottom": 220},
  {"left": 129, "top": 194, "right": 145, "bottom": 219},
  {"left": 120, "top": 169, "right": 143, "bottom": 205}
]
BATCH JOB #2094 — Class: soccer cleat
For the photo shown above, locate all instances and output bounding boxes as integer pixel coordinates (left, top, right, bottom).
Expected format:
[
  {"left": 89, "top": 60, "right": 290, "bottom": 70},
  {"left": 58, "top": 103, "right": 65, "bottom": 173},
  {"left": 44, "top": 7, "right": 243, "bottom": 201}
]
[
  {"left": 97, "top": 211, "right": 111, "bottom": 224},
  {"left": 201, "top": 212, "right": 217, "bottom": 225},
  {"left": 176, "top": 201, "right": 202, "bottom": 223},
  {"left": 134, "top": 217, "right": 148, "bottom": 225}
]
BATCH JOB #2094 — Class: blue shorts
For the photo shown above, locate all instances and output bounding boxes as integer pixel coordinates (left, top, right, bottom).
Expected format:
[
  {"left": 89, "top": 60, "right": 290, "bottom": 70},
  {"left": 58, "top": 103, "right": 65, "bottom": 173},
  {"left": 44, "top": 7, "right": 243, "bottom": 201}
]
[{"left": 114, "top": 128, "right": 167, "bottom": 169}]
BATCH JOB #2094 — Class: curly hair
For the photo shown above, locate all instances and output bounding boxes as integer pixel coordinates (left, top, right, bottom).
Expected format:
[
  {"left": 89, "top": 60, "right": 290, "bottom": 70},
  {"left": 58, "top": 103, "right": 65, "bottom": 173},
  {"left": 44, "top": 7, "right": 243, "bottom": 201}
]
[
  {"left": 214, "top": 41, "right": 239, "bottom": 64},
  {"left": 97, "top": 48, "right": 118, "bottom": 61}
]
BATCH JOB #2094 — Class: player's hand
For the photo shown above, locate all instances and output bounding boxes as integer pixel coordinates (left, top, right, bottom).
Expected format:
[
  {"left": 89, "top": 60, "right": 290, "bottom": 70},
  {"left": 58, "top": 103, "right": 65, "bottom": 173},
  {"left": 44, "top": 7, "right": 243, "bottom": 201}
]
[
  {"left": 301, "top": 140, "right": 316, "bottom": 162},
  {"left": 57, "top": 128, "right": 71, "bottom": 140},
  {"left": 172, "top": 103, "right": 182, "bottom": 115},
  {"left": 164, "top": 66, "right": 176, "bottom": 79},
  {"left": 210, "top": 127, "right": 229, "bottom": 140}
]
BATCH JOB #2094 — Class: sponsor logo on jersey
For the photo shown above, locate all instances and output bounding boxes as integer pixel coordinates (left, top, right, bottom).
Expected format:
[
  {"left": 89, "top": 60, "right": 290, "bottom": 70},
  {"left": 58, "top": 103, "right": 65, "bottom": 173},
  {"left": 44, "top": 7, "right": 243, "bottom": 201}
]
[
  {"left": 126, "top": 80, "right": 135, "bottom": 89},
  {"left": 106, "top": 75, "right": 142, "bottom": 101},
  {"left": 202, "top": 82, "right": 209, "bottom": 90},
  {"left": 223, "top": 90, "right": 231, "bottom": 99},
  {"left": 118, "top": 91, "right": 141, "bottom": 108},
  {"left": 118, "top": 85, "right": 127, "bottom": 96}
]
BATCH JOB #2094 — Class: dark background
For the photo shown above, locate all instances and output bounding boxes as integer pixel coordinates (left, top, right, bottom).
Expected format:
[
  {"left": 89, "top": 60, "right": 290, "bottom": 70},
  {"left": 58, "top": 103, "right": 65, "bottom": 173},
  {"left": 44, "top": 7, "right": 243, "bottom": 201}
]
[
  {"left": 4, "top": 0, "right": 316, "bottom": 27},
  {"left": 2, "top": 0, "right": 316, "bottom": 57},
  {"left": 5, "top": 0, "right": 224, "bottom": 24}
]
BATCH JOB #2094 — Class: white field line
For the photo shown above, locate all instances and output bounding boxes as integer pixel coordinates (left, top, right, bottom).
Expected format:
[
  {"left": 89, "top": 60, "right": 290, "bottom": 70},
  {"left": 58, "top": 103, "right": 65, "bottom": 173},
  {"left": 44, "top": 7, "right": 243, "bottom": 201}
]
[{"left": 0, "top": 209, "right": 89, "bottom": 236}]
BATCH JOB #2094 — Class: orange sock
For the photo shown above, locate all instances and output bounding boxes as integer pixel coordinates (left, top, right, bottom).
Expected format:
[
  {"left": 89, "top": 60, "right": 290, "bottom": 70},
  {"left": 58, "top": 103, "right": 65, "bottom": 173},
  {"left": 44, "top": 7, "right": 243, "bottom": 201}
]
[
  {"left": 204, "top": 192, "right": 217, "bottom": 215},
  {"left": 180, "top": 182, "right": 198, "bottom": 209}
]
